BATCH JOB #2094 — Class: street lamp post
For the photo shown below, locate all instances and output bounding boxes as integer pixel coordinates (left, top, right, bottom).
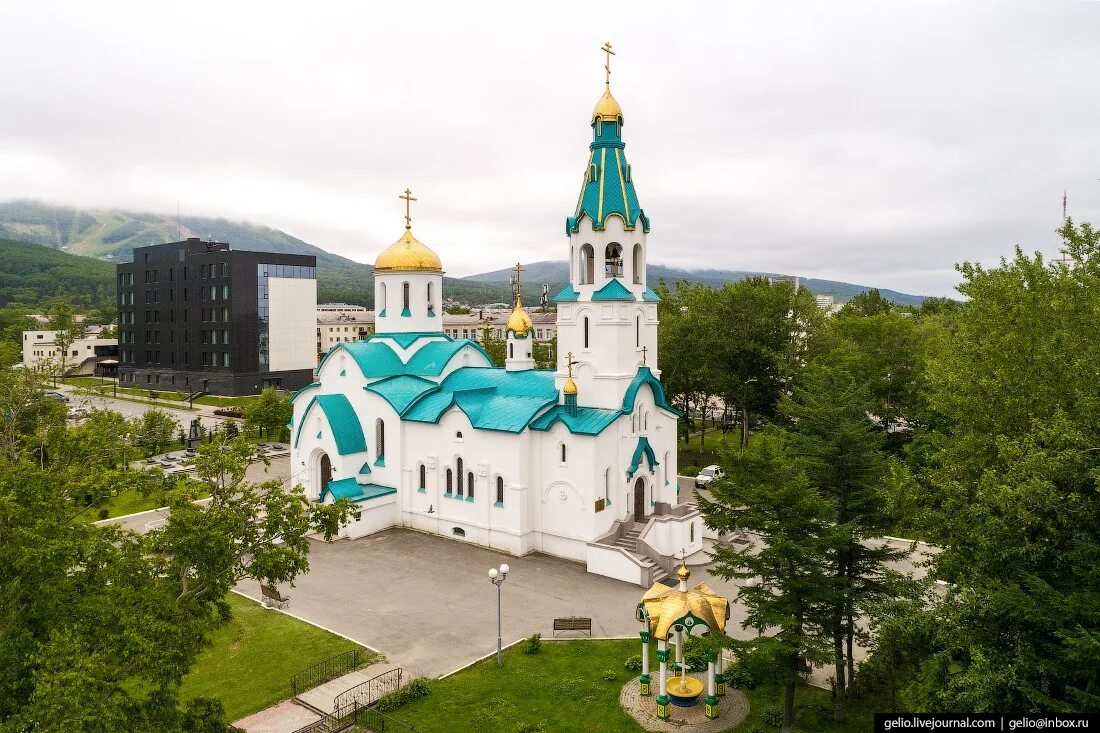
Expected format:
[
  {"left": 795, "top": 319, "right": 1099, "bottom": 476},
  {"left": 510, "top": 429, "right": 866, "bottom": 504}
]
[{"left": 487, "top": 563, "right": 510, "bottom": 666}]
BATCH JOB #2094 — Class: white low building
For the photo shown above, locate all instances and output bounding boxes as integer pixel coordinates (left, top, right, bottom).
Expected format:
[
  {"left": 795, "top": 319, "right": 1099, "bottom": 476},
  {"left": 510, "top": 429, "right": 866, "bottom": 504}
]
[
  {"left": 23, "top": 330, "right": 117, "bottom": 373},
  {"left": 290, "top": 63, "right": 700, "bottom": 586}
]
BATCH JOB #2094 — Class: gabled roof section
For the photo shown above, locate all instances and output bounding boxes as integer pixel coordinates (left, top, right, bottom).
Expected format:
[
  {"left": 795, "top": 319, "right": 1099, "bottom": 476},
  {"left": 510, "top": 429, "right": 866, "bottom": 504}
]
[
  {"left": 553, "top": 284, "right": 580, "bottom": 303},
  {"left": 322, "top": 334, "right": 492, "bottom": 380},
  {"left": 622, "top": 366, "right": 680, "bottom": 416},
  {"left": 401, "top": 367, "right": 558, "bottom": 433},
  {"left": 642, "top": 287, "right": 661, "bottom": 302},
  {"left": 530, "top": 405, "right": 622, "bottom": 436},
  {"left": 293, "top": 393, "right": 367, "bottom": 455},
  {"left": 592, "top": 278, "right": 636, "bottom": 302},
  {"left": 365, "top": 375, "right": 440, "bottom": 415},
  {"left": 628, "top": 436, "right": 660, "bottom": 477}
]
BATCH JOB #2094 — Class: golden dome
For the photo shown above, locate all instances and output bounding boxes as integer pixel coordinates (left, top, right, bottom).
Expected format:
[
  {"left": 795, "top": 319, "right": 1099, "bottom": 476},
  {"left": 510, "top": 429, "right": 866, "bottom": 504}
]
[
  {"left": 563, "top": 377, "right": 578, "bottom": 395},
  {"left": 374, "top": 229, "right": 442, "bottom": 273},
  {"left": 677, "top": 563, "right": 691, "bottom": 581},
  {"left": 638, "top": 578, "right": 730, "bottom": 642},
  {"left": 592, "top": 86, "right": 623, "bottom": 123},
  {"left": 506, "top": 299, "right": 533, "bottom": 337}
]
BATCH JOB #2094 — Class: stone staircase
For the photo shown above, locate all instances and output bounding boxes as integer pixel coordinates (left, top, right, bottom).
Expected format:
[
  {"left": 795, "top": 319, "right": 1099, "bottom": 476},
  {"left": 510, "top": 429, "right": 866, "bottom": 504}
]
[{"left": 613, "top": 525, "right": 669, "bottom": 585}]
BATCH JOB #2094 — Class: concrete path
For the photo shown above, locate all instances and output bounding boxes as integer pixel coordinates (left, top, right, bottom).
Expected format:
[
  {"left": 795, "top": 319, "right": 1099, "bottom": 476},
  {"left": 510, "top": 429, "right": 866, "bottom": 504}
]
[
  {"left": 232, "top": 700, "right": 320, "bottom": 733},
  {"left": 295, "top": 661, "right": 400, "bottom": 713}
]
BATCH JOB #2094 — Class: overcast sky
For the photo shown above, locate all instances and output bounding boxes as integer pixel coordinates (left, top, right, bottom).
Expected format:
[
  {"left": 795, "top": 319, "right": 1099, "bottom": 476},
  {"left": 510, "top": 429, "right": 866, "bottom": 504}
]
[{"left": 2, "top": 1, "right": 1098, "bottom": 296}]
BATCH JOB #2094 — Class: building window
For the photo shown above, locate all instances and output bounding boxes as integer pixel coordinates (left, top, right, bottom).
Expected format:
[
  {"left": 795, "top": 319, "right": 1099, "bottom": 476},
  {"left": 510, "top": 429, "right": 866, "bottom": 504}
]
[
  {"left": 427, "top": 282, "right": 434, "bottom": 311},
  {"left": 508, "top": 342, "right": 514, "bottom": 359},
  {"left": 633, "top": 243, "right": 643, "bottom": 284},
  {"left": 375, "top": 418, "right": 385, "bottom": 460},
  {"left": 605, "top": 467, "right": 611, "bottom": 503},
  {"left": 467, "top": 472, "right": 475, "bottom": 499},
  {"left": 456, "top": 457, "right": 464, "bottom": 496},
  {"left": 690, "top": 522, "right": 695, "bottom": 543},
  {"left": 455, "top": 431, "right": 463, "bottom": 441},
  {"left": 496, "top": 476, "right": 504, "bottom": 506},
  {"left": 378, "top": 282, "right": 387, "bottom": 313},
  {"left": 445, "top": 468, "right": 453, "bottom": 495},
  {"left": 222, "top": 352, "right": 230, "bottom": 367},
  {"left": 402, "top": 282, "right": 410, "bottom": 312},
  {"left": 560, "top": 443, "right": 567, "bottom": 465},
  {"left": 583, "top": 317, "right": 589, "bottom": 349},
  {"left": 605, "top": 243, "right": 623, "bottom": 277},
  {"left": 419, "top": 464, "right": 426, "bottom": 490},
  {"left": 636, "top": 315, "right": 641, "bottom": 347},
  {"left": 452, "top": 527, "right": 465, "bottom": 537}
]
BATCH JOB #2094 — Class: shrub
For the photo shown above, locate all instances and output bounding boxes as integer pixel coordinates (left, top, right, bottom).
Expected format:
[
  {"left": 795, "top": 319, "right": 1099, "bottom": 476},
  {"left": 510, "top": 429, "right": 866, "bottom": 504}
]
[
  {"left": 522, "top": 633, "right": 542, "bottom": 654},
  {"left": 760, "top": 707, "right": 784, "bottom": 728},
  {"left": 727, "top": 663, "right": 757, "bottom": 690},
  {"left": 681, "top": 464, "right": 700, "bottom": 477},
  {"left": 97, "top": 508, "right": 109, "bottom": 520},
  {"left": 374, "top": 678, "right": 429, "bottom": 713},
  {"left": 624, "top": 655, "right": 643, "bottom": 672},
  {"left": 602, "top": 670, "right": 617, "bottom": 681}
]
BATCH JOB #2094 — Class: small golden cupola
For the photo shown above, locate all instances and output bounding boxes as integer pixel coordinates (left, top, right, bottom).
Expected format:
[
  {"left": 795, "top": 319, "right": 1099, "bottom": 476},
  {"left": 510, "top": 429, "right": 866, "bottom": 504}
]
[
  {"left": 374, "top": 188, "right": 443, "bottom": 273},
  {"left": 505, "top": 262, "right": 533, "bottom": 337},
  {"left": 505, "top": 263, "right": 536, "bottom": 372},
  {"left": 592, "top": 41, "right": 623, "bottom": 124}
]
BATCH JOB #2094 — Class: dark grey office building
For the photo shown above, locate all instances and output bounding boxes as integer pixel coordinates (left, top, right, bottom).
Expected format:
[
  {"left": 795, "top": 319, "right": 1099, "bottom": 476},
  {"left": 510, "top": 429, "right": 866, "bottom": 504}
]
[{"left": 116, "top": 238, "right": 317, "bottom": 396}]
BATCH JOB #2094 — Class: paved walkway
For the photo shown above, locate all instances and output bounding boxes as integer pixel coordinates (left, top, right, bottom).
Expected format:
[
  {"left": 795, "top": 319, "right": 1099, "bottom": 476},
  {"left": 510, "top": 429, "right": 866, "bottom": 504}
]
[{"left": 232, "top": 701, "right": 320, "bottom": 733}]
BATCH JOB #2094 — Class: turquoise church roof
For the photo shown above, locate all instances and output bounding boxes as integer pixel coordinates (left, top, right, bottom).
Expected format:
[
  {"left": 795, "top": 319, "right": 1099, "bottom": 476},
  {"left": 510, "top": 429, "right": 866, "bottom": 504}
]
[
  {"left": 320, "top": 333, "right": 494, "bottom": 380},
  {"left": 402, "top": 367, "right": 559, "bottom": 433},
  {"left": 566, "top": 101, "right": 650, "bottom": 235},
  {"left": 320, "top": 478, "right": 397, "bottom": 504},
  {"left": 628, "top": 436, "right": 660, "bottom": 477},
  {"left": 293, "top": 393, "right": 367, "bottom": 455}
]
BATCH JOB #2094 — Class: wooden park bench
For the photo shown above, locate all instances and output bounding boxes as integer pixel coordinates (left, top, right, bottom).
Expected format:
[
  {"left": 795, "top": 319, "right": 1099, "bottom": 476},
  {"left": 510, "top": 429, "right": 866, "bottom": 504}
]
[
  {"left": 553, "top": 616, "right": 592, "bottom": 637},
  {"left": 261, "top": 584, "right": 290, "bottom": 609}
]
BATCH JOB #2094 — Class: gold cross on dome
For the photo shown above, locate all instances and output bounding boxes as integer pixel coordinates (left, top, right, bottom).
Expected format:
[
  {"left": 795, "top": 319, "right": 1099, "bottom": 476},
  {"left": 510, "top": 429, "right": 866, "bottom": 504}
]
[
  {"left": 399, "top": 188, "right": 417, "bottom": 230},
  {"left": 513, "top": 262, "right": 525, "bottom": 298},
  {"left": 566, "top": 351, "right": 578, "bottom": 378},
  {"left": 601, "top": 41, "right": 615, "bottom": 86}
]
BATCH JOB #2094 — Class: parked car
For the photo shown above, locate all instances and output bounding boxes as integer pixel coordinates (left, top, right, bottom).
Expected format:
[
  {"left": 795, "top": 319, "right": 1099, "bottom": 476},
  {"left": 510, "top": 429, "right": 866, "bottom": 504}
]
[
  {"left": 695, "top": 465, "right": 724, "bottom": 489},
  {"left": 213, "top": 407, "right": 244, "bottom": 418},
  {"left": 44, "top": 391, "right": 69, "bottom": 402},
  {"left": 67, "top": 406, "right": 90, "bottom": 419}
]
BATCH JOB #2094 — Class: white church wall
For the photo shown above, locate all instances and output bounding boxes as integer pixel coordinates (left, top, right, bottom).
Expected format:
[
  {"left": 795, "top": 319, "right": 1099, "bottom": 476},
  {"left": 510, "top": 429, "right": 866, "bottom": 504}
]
[
  {"left": 535, "top": 423, "right": 596, "bottom": 561},
  {"left": 586, "top": 543, "right": 645, "bottom": 585},
  {"left": 338, "top": 495, "right": 398, "bottom": 540}
]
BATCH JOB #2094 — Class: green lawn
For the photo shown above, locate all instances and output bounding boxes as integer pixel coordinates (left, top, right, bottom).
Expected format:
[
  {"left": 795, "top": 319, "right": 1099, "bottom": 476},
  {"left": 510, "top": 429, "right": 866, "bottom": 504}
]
[
  {"left": 180, "top": 594, "right": 374, "bottom": 722},
  {"left": 388, "top": 639, "right": 876, "bottom": 733},
  {"left": 77, "top": 486, "right": 165, "bottom": 522}
]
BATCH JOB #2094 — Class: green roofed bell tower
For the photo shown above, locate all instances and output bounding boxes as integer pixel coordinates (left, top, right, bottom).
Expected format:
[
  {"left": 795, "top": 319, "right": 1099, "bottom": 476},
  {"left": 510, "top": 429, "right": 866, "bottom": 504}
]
[{"left": 554, "top": 42, "right": 661, "bottom": 411}]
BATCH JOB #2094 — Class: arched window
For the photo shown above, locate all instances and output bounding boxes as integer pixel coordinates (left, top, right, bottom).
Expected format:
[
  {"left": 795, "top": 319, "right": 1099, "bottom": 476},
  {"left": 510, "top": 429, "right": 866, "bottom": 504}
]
[
  {"left": 690, "top": 522, "right": 695, "bottom": 543},
  {"left": 402, "top": 282, "right": 410, "bottom": 312},
  {"left": 583, "top": 316, "right": 589, "bottom": 349},
  {"left": 375, "top": 418, "right": 385, "bottom": 460},
  {"left": 427, "top": 282, "right": 434, "bottom": 312},
  {"left": 605, "top": 243, "right": 623, "bottom": 277},
  {"left": 570, "top": 245, "right": 575, "bottom": 282},
  {"left": 496, "top": 476, "right": 504, "bottom": 505},
  {"left": 509, "top": 342, "right": 514, "bottom": 359},
  {"left": 445, "top": 468, "right": 453, "bottom": 494},
  {"left": 467, "top": 472, "right": 475, "bottom": 498},
  {"left": 456, "top": 457, "right": 464, "bottom": 496},
  {"left": 604, "top": 467, "right": 611, "bottom": 502},
  {"left": 644, "top": 411, "right": 649, "bottom": 431},
  {"left": 378, "top": 282, "right": 387, "bottom": 312},
  {"left": 636, "top": 315, "right": 640, "bottom": 347},
  {"left": 560, "top": 443, "right": 567, "bottom": 464},
  {"left": 579, "top": 244, "right": 594, "bottom": 284},
  {"left": 455, "top": 430, "right": 463, "bottom": 441},
  {"left": 419, "top": 464, "right": 426, "bottom": 490},
  {"left": 632, "top": 243, "right": 643, "bottom": 284}
]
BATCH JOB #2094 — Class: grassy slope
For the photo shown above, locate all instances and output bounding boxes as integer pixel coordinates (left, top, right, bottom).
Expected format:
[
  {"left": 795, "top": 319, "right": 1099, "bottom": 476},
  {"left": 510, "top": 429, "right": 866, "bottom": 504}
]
[
  {"left": 180, "top": 594, "right": 371, "bottom": 722},
  {"left": 390, "top": 639, "right": 874, "bottom": 733}
]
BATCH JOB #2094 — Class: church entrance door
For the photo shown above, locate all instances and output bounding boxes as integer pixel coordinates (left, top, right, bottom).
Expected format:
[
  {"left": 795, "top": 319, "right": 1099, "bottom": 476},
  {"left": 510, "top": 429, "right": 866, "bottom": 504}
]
[
  {"left": 320, "top": 453, "right": 332, "bottom": 490},
  {"left": 633, "top": 478, "right": 646, "bottom": 523}
]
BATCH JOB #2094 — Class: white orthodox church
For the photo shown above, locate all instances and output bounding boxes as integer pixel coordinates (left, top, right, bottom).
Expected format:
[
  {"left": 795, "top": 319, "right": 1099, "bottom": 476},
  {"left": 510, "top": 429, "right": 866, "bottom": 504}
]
[{"left": 290, "top": 54, "right": 703, "bottom": 586}]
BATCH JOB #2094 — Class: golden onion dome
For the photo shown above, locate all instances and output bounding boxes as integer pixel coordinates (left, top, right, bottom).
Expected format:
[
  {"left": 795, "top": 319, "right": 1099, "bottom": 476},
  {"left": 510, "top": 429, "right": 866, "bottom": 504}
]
[
  {"left": 677, "top": 563, "right": 691, "bottom": 582},
  {"left": 592, "top": 86, "right": 623, "bottom": 123},
  {"left": 563, "top": 377, "right": 578, "bottom": 395},
  {"left": 374, "top": 228, "right": 442, "bottom": 273},
  {"left": 506, "top": 299, "right": 533, "bottom": 337}
]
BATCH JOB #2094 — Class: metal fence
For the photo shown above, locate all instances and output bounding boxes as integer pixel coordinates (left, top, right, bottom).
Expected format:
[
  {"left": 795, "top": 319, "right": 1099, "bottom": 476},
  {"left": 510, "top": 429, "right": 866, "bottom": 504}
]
[
  {"left": 333, "top": 668, "right": 404, "bottom": 719},
  {"left": 290, "top": 649, "right": 362, "bottom": 696},
  {"left": 349, "top": 704, "right": 421, "bottom": 732}
]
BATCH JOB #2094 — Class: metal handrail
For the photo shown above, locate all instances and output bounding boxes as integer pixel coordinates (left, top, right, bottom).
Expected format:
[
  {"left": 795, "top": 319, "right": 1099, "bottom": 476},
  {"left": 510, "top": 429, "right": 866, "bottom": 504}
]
[
  {"left": 333, "top": 668, "right": 404, "bottom": 718},
  {"left": 290, "top": 649, "right": 362, "bottom": 696}
]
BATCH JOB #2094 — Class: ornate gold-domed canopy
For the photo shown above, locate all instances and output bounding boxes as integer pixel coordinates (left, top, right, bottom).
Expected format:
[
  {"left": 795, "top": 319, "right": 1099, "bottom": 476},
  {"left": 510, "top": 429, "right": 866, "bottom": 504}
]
[
  {"left": 374, "top": 188, "right": 443, "bottom": 273},
  {"left": 638, "top": 578, "right": 730, "bottom": 642}
]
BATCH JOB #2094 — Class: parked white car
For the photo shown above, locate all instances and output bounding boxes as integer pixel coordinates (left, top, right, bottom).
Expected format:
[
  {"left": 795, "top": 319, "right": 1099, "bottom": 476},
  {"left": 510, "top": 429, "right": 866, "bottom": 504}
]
[{"left": 695, "top": 465, "right": 724, "bottom": 489}]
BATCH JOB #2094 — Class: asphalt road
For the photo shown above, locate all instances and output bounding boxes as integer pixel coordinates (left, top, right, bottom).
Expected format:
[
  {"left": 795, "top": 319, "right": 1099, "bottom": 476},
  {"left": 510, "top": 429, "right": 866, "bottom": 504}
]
[{"left": 56, "top": 383, "right": 229, "bottom": 432}]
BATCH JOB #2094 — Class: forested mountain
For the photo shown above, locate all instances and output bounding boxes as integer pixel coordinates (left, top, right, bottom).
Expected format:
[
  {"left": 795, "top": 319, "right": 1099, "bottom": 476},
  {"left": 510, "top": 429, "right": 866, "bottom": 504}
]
[
  {"left": 0, "top": 201, "right": 509, "bottom": 307},
  {"left": 0, "top": 238, "right": 116, "bottom": 310},
  {"left": 464, "top": 260, "right": 929, "bottom": 306}
]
